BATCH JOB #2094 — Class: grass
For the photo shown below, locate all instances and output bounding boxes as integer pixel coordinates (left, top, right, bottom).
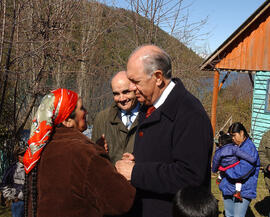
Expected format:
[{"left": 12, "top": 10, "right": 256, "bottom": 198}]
[
  {"left": 0, "top": 172, "right": 269, "bottom": 217},
  {"left": 0, "top": 206, "right": 11, "bottom": 217}
]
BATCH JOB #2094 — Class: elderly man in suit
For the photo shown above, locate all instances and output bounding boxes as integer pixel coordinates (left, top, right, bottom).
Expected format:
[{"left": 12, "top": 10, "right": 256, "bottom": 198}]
[
  {"left": 116, "top": 45, "right": 213, "bottom": 217},
  {"left": 92, "top": 71, "right": 140, "bottom": 164}
]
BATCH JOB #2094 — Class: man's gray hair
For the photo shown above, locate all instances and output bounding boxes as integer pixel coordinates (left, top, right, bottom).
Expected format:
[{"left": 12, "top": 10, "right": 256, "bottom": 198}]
[{"left": 131, "top": 45, "right": 172, "bottom": 79}]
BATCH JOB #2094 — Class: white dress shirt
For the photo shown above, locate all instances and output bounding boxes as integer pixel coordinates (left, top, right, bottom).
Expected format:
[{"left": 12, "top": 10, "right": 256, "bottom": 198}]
[
  {"left": 121, "top": 103, "right": 140, "bottom": 127},
  {"left": 153, "top": 80, "right": 175, "bottom": 109}
]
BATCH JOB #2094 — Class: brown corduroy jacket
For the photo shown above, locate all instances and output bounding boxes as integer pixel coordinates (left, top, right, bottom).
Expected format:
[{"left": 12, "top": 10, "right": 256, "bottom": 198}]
[{"left": 27, "top": 126, "right": 135, "bottom": 217}]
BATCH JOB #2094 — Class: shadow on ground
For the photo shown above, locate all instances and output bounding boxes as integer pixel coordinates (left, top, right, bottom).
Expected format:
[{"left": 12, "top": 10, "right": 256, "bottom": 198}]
[
  {"left": 246, "top": 206, "right": 255, "bottom": 217},
  {"left": 254, "top": 196, "right": 270, "bottom": 216}
]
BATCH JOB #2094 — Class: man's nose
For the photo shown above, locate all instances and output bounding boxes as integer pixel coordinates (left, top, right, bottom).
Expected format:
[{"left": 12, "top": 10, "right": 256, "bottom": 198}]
[{"left": 119, "top": 94, "right": 126, "bottom": 101}]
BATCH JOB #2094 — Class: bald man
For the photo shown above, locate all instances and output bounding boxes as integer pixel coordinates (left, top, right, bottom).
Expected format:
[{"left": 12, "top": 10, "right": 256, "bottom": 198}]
[
  {"left": 92, "top": 71, "right": 139, "bottom": 164},
  {"left": 115, "top": 45, "right": 213, "bottom": 217}
]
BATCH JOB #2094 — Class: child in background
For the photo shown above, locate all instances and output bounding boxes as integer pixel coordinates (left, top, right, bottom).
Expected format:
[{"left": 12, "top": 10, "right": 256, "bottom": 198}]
[
  {"left": 212, "top": 131, "right": 256, "bottom": 201},
  {"left": 173, "top": 186, "right": 218, "bottom": 217},
  {"left": 1, "top": 146, "right": 26, "bottom": 217}
]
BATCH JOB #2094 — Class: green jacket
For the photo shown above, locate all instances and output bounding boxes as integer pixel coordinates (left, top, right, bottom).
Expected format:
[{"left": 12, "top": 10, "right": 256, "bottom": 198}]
[
  {"left": 258, "top": 130, "right": 270, "bottom": 191},
  {"left": 92, "top": 103, "right": 139, "bottom": 164}
]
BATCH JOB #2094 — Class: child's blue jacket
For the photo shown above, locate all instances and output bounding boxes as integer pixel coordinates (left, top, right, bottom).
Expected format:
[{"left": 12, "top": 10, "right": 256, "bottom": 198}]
[{"left": 212, "top": 143, "right": 256, "bottom": 173}]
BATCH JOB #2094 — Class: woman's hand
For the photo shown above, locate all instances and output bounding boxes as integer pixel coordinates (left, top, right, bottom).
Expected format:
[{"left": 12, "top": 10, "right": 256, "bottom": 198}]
[{"left": 95, "top": 134, "right": 108, "bottom": 153}]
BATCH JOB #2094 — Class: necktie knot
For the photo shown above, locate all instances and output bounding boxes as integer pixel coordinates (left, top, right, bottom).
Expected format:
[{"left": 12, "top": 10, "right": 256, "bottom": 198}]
[{"left": 146, "top": 106, "right": 155, "bottom": 118}]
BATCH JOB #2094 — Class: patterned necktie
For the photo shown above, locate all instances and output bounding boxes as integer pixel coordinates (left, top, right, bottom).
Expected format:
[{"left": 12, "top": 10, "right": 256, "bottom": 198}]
[
  {"left": 145, "top": 106, "right": 156, "bottom": 118},
  {"left": 125, "top": 112, "right": 133, "bottom": 129}
]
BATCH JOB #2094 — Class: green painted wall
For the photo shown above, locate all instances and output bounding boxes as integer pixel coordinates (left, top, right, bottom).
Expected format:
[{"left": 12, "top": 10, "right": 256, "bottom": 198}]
[{"left": 251, "top": 71, "right": 270, "bottom": 148}]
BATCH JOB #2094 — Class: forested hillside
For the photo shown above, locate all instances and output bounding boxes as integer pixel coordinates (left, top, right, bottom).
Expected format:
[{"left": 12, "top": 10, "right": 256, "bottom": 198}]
[
  {"left": 0, "top": 0, "right": 252, "bottom": 166},
  {"left": 0, "top": 0, "right": 206, "bottom": 137}
]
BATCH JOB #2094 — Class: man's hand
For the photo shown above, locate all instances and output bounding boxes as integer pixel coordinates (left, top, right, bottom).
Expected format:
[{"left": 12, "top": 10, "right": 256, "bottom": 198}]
[
  {"left": 122, "top": 152, "right": 135, "bottom": 161},
  {"left": 115, "top": 159, "right": 135, "bottom": 181}
]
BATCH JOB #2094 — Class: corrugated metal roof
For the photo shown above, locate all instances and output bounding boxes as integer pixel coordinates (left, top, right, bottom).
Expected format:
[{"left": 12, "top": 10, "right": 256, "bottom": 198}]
[{"left": 200, "top": 0, "right": 270, "bottom": 72}]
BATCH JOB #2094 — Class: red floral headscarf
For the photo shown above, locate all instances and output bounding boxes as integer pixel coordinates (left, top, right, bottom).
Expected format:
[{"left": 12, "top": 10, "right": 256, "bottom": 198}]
[{"left": 23, "top": 88, "right": 78, "bottom": 174}]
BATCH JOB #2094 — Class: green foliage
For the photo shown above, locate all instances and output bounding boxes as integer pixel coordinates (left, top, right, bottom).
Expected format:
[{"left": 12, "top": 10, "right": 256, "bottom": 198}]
[{"left": 215, "top": 76, "right": 253, "bottom": 135}]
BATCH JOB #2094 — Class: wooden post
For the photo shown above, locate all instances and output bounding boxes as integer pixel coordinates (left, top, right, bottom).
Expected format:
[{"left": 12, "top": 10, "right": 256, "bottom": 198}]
[
  {"left": 211, "top": 70, "right": 220, "bottom": 136},
  {"left": 218, "top": 71, "right": 231, "bottom": 91}
]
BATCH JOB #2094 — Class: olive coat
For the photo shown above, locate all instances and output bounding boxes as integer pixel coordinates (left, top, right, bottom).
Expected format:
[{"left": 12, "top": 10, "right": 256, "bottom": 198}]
[{"left": 92, "top": 103, "right": 139, "bottom": 164}]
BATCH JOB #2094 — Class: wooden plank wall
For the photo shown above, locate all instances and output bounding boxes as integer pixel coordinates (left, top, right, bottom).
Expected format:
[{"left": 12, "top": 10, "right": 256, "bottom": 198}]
[
  {"left": 251, "top": 71, "right": 270, "bottom": 148},
  {"left": 201, "top": 2, "right": 270, "bottom": 72},
  {"left": 216, "top": 13, "right": 270, "bottom": 72}
]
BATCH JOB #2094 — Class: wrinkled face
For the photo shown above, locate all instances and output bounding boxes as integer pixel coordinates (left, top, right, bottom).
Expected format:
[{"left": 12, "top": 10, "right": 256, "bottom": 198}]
[
  {"left": 231, "top": 130, "right": 245, "bottom": 145},
  {"left": 74, "top": 98, "right": 88, "bottom": 132},
  {"left": 127, "top": 58, "right": 157, "bottom": 106},
  {"left": 111, "top": 77, "right": 137, "bottom": 112}
]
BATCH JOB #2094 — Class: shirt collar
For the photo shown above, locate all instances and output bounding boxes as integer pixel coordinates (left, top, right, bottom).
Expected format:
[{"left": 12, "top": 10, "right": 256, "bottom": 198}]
[
  {"left": 121, "top": 102, "right": 140, "bottom": 117},
  {"left": 153, "top": 80, "right": 175, "bottom": 109}
]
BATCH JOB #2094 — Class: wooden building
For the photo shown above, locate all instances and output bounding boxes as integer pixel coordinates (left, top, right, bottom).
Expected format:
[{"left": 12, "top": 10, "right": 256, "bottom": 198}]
[{"left": 200, "top": 0, "right": 270, "bottom": 148}]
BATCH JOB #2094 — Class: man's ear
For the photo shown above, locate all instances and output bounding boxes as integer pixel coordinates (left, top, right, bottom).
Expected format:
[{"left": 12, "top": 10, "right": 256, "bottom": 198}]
[
  {"left": 62, "top": 118, "right": 74, "bottom": 128},
  {"left": 154, "top": 70, "right": 164, "bottom": 87}
]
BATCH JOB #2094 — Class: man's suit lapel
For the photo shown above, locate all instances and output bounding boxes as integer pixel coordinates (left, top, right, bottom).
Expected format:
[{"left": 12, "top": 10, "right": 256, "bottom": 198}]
[
  {"left": 138, "top": 78, "right": 186, "bottom": 127},
  {"left": 109, "top": 106, "right": 128, "bottom": 133},
  {"left": 139, "top": 107, "right": 161, "bottom": 127}
]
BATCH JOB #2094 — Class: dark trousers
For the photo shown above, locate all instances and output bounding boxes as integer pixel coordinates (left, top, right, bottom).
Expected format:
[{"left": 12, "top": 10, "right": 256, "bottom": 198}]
[{"left": 11, "top": 200, "right": 24, "bottom": 217}]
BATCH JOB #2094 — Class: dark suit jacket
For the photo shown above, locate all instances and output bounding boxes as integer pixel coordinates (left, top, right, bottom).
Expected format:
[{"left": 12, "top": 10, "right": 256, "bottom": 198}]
[{"left": 130, "top": 78, "right": 213, "bottom": 217}]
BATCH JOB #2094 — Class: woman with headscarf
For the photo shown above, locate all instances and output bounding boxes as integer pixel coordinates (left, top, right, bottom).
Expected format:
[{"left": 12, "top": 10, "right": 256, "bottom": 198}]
[{"left": 23, "top": 88, "right": 135, "bottom": 217}]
